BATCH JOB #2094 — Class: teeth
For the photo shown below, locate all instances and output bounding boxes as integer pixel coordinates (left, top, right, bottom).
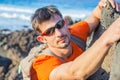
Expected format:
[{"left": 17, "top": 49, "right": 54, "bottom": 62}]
[{"left": 61, "top": 44, "right": 65, "bottom": 47}]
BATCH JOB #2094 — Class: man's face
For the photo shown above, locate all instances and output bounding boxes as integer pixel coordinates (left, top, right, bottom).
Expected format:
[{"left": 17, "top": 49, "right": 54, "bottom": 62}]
[{"left": 39, "top": 15, "right": 71, "bottom": 49}]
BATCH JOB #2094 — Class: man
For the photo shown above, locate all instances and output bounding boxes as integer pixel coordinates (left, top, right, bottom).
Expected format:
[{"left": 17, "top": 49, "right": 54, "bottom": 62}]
[{"left": 30, "top": 0, "right": 120, "bottom": 80}]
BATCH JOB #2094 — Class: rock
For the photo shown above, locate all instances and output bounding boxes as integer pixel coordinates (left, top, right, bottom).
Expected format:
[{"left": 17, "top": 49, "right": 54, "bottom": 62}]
[
  {"left": 109, "top": 42, "right": 120, "bottom": 80},
  {"left": 88, "top": 1, "right": 120, "bottom": 80},
  {"left": 0, "top": 29, "right": 42, "bottom": 80},
  {"left": 5, "top": 65, "right": 22, "bottom": 80},
  {"left": 0, "top": 56, "right": 12, "bottom": 74},
  {"left": 0, "top": 29, "right": 41, "bottom": 57}
]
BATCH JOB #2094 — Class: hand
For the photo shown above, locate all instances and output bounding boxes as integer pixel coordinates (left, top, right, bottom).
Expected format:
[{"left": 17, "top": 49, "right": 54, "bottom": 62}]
[
  {"left": 115, "top": 2, "right": 120, "bottom": 12},
  {"left": 99, "top": 0, "right": 120, "bottom": 12},
  {"left": 92, "top": 0, "right": 118, "bottom": 19}
]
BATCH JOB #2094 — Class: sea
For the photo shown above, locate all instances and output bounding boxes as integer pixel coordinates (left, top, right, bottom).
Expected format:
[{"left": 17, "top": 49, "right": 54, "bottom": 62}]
[{"left": 0, "top": 0, "right": 120, "bottom": 32}]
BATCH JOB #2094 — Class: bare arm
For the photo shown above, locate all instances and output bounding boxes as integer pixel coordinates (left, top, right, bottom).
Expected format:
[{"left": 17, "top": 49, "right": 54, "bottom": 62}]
[
  {"left": 49, "top": 17, "right": 120, "bottom": 80},
  {"left": 49, "top": 39, "right": 110, "bottom": 80},
  {"left": 84, "top": 5, "right": 100, "bottom": 33}
]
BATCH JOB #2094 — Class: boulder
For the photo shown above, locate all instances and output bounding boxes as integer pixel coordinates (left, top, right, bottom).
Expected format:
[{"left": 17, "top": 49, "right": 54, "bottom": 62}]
[{"left": 88, "top": 1, "right": 120, "bottom": 80}]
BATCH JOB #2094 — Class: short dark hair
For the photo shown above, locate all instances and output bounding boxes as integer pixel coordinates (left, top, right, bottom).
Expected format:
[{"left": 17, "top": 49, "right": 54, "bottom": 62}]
[{"left": 31, "top": 5, "right": 63, "bottom": 34}]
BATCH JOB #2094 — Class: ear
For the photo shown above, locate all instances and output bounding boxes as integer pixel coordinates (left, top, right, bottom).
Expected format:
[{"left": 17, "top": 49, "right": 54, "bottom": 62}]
[{"left": 37, "top": 35, "right": 47, "bottom": 43}]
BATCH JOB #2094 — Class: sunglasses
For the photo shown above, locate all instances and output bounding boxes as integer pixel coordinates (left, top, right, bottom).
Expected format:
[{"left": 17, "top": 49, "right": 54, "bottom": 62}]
[{"left": 41, "top": 19, "right": 65, "bottom": 36}]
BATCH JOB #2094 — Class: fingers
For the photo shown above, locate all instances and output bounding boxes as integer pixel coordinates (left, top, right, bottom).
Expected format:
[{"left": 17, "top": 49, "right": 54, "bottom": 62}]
[
  {"left": 98, "top": 0, "right": 107, "bottom": 10},
  {"left": 115, "top": 2, "right": 120, "bottom": 12},
  {"left": 100, "top": 0, "right": 120, "bottom": 12},
  {"left": 108, "top": 0, "right": 115, "bottom": 8},
  {"left": 108, "top": 0, "right": 120, "bottom": 12},
  {"left": 115, "top": 2, "right": 119, "bottom": 11}
]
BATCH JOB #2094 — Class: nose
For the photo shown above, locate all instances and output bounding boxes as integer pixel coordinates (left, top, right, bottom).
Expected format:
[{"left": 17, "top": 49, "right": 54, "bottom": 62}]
[{"left": 54, "top": 28, "right": 63, "bottom": 37}]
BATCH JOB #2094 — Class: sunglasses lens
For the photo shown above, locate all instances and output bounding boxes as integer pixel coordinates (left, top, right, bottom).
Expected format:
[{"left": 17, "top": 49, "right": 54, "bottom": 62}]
[
  {"left": 56, "top": 20, "right": 64, "bottom": 29},
  {"left": 46, "top": 20, "right": 64, "bottom": 35},
  {"left": 45, "top": 27, "right": 55, "bottom": 35}
]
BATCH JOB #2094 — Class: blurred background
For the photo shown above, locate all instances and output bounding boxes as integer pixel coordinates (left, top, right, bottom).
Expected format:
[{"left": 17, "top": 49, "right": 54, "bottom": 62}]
[{"left": 0, "top": 0, "right": 99, "bottom": 32}]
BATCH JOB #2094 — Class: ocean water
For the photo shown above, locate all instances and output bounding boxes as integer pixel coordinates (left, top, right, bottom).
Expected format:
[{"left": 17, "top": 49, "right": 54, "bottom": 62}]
[{"left": 0, "top": 0, "right": 119, "bottom": 32}]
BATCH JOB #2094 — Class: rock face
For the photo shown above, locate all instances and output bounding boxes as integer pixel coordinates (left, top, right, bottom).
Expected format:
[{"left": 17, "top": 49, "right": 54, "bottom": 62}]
[{"left": 88, "top": 1, "right": 120, "bottom": 80}]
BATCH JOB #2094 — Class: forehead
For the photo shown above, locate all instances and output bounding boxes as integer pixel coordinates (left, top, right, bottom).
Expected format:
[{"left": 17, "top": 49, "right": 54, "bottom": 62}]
[{"left": 39, "top": 15, "right": 62, "bottom": 32}]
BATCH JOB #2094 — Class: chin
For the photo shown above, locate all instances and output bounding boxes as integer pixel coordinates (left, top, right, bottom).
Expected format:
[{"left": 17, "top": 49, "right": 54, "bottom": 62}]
[
  {"left": 57, "top": 38, "right": 71, "bottom": 48},
  {"left": 59, "top": 42, "right": 70, "bottom": 48}
]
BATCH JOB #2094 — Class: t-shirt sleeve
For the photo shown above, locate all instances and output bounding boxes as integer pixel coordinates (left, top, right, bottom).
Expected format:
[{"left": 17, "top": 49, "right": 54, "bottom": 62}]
[
  {"left": 32, "top": 55, "right": 63, "bottom": 80},
  {"left": 69, "top": 21, "right": 90, "bottom": 42}
]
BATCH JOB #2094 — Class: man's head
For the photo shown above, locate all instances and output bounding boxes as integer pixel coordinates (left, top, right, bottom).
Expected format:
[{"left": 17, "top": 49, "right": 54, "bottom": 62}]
[
  {"left": 31, "top": 5, "right": 71, "bottom": 49},
  {"left": 31, "top": 5, "right": 63, "bottom": 33}
]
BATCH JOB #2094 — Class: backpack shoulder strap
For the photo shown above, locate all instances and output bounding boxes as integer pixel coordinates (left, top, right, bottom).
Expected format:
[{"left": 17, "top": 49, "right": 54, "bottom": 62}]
[
  {"left": 71, "top": 34, "right": 86, "bottom": 51},
  {"left": 19, "top": 44, "right": 46, "bottom": 80}
]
